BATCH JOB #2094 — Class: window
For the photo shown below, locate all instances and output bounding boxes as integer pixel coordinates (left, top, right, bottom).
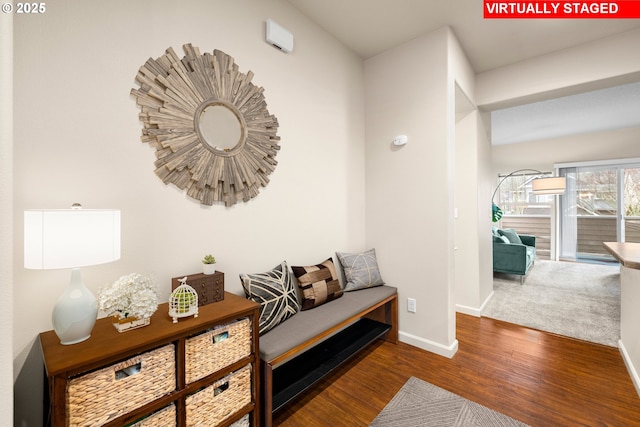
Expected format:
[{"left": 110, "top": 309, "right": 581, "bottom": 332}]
[
  {"left": 558, "top": 159, "right": 640, "bottom": 262},
  {"left": 494, "top": 172, "right": 553, "bottom": 217},
  {"left": 623, "top": 169, "right": 640, "bottom": 243}
]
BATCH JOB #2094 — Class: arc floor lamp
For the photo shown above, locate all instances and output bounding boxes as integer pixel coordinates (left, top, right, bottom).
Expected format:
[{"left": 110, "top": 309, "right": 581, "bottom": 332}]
[{"left": 491, "top": 169, "right": 566, "bottom": 222}]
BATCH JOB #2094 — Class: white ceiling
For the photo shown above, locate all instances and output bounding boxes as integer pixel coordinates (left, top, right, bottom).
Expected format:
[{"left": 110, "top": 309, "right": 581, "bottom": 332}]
[
  {"left": 286, "top": 0, "right": 640, "bottom": 144},
  {"left": 491, "top": 81, "right": 640, "bottom": 145},
  {"left": 286, "top": 0, "right": 640, "bottom": 72}
]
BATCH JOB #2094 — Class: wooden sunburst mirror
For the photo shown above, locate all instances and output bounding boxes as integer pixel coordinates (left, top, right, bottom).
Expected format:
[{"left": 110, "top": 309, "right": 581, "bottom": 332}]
[{"left": 131, "top": 44, "right": 280, "bottom": 206}]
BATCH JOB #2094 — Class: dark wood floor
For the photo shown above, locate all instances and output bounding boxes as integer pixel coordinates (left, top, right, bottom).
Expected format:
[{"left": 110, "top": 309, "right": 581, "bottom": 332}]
[{"left": 273, "top": 313, "right": 640, "bottom": 426}]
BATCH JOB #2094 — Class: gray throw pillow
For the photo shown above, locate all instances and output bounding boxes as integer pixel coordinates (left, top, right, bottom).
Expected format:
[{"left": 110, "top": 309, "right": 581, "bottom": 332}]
[
  {"left": 336, "top": 248, "right": 385, "bottom": 292},
  {"left": 240, "top": 261, "right": 300, "bottom": 335},
  {"left": 498, "top": 228, "right": 522, "bottom": 244}
]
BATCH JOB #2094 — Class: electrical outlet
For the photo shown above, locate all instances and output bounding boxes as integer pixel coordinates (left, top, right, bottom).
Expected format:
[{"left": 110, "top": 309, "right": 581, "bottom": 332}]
[{"left": 407, "top": 298, "right": 416, "bottom": 313}]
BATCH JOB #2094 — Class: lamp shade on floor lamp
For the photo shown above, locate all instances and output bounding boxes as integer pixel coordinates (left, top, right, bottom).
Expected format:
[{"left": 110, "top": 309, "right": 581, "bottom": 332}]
[
  {"left": 491, "top": 169, "right": 566, "bottom": 222},
  {"left": 531, "top": 176, "right": 566, "bottom": 195}
]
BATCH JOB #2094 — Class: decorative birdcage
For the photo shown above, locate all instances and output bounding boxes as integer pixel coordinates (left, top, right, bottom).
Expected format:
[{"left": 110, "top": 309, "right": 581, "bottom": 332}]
[{"left": 168, "top": 277, "right": 199, "bottom": 323}]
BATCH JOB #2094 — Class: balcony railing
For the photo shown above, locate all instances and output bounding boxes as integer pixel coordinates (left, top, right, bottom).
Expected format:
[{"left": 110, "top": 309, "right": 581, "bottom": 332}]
[
  {"left": 626, "top": 218, "right": 640, "bottom": 243},
  {"left": 499, "top": 216, "right": 551, "bottom": 260},
  {"left": 499, "top": 215, "right": 640, "bottom": 261}
]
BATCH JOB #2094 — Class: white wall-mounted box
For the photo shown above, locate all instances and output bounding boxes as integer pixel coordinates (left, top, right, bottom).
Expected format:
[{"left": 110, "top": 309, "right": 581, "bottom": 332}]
[{"left": 266, "top": 19, "right": 293, "bottom": 53}]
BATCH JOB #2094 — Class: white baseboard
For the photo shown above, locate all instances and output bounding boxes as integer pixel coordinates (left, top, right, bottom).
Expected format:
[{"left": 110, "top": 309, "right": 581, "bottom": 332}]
[
  {"left": 455, "top": 304, "right": 480, "bottom": 317},
  {"left": 455, "top": 291, "right": 494, "bottom": 317},
  {"left": 619, "top": 339, "right": 640, "bottom": 398},
  {"left": 399, "top": 331, "right": 458, "bottom": 359},
  {"left": 479, "top": 291, "right": 494, "bottom": 315}
]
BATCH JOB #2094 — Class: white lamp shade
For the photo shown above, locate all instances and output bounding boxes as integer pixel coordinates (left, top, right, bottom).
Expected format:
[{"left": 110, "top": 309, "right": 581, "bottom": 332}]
[
  {"left": 24, "top": 207, "right": 120, "bottom": 344},
  {"left": 532, "top": 177, "right": 566, "bottom": 195},
  {"left": 24, "top": 209, "right": 121, "bottom": 269}
]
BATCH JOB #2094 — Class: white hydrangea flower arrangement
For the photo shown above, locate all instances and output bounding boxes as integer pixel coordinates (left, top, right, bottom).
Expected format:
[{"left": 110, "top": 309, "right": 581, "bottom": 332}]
[{"left": 99, "top": 273, "right": 159, "bottom": 321}]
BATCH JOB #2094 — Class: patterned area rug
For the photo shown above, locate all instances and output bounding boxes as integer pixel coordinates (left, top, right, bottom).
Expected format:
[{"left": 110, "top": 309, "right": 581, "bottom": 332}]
[
  {"left": 484, "top": 259, "right": 620, "bottom": 347},
  {"left": 370, "top": 377, "right": 528, "bottom": 426}
]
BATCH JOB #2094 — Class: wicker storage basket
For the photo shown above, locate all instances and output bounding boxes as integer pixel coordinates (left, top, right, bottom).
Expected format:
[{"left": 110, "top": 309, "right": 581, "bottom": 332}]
[
  {"left": 185, "top": 317, "right": 251, "bottom": 384},
  {"left": 66, "top": 344, "right": 176, "bottom": 427},
  {"left": 229, "top": 414, "right": 250, "bottom": 427},
  {"left": 185, "top": 364, "right": 252, "bottom": 427},
  {"left": 130, "top": 404, "right": 176, "bottom": 427}
]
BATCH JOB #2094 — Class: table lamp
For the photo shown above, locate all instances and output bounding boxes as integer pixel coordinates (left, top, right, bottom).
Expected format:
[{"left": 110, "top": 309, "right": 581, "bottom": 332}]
[{"left": 24, "top": 204, "right": 121, "bottom": 345}]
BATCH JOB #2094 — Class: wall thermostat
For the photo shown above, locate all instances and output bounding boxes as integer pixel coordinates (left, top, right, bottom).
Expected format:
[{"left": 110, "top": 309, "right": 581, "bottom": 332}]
[
  {"left": 393, "top": 135, "right": 408, "bottom": 146},
  {"left": 266, "top": 19, "right": 294, "bottom": 53}
]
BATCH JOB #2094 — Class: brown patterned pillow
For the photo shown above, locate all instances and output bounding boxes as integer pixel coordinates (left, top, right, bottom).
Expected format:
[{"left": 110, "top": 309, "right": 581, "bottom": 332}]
[{"left": 291, "top": 258, "right": 343, "bottom": 310}]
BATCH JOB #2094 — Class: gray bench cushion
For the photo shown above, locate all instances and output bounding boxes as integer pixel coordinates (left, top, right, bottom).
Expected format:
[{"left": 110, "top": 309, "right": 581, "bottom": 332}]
[{"left": 259, "top": 285, "right": 397, "bottom": 363}]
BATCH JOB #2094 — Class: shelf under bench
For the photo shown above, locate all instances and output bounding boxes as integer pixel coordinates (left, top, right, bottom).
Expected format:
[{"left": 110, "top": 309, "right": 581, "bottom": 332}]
[{"left": 271, "top": 317, "right": 391, "bottom": 412}]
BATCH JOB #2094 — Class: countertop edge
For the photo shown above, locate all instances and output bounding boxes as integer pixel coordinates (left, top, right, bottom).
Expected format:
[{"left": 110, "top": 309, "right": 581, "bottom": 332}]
[{"left": 603, "top": 242, "right": 640, "bottom": 270}]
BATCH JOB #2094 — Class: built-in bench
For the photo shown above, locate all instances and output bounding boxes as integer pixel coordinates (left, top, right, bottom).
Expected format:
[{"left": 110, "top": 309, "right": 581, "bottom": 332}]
[{"left": 259, "top": 285, "right": 398, "bottom": 426}]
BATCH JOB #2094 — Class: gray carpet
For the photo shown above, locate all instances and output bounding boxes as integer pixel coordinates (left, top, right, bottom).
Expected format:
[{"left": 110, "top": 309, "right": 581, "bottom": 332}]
[
  {"left": 370, "top": 377, "right": 528, "bottom": 426},
  {"left": 484, "top": 259, "right": 620, "bottom": 347}
]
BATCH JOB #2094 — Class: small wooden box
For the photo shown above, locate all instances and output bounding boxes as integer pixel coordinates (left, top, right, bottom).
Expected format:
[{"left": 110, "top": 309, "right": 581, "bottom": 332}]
[{"left": 172, "top": 272, "right": 224, "bottom": 306}]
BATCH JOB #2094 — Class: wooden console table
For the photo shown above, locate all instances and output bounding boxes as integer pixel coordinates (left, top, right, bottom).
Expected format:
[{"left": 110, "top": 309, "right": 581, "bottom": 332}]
[{"left": 39, "top": 292, "right": 260, "bottom": 426}]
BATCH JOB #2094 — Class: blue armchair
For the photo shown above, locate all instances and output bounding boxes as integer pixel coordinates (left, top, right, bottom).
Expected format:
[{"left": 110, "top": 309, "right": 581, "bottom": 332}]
[{"left": 492, "top": 227, "right": 536, "bottom": 284}]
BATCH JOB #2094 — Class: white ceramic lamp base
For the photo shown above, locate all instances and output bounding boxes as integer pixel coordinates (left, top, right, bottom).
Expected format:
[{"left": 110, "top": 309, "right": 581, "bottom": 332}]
[{"left": 52, "top": 268, "right": 98, "bottom": 345}]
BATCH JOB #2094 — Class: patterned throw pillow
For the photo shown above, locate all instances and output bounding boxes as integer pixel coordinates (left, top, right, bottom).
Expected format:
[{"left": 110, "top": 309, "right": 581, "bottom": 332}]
[
  {"left": 291, "top": 258, "right": 343, "bottom": 310},
  {"left": 336, "top": 248, "right": 385, "bottom": 292},
  {"left": 240, "top": 261, "right": 300, "bottom": 335}
]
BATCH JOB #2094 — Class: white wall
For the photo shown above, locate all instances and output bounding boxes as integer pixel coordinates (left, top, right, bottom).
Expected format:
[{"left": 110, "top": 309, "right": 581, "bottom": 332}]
[
  {"left": 12, "top": 1, "right": 365, "bottom": 425},
  {"left": 454, "top": 112, "right": 477, "bottom": 310},
  {"left": 365, "top": 28, "right": 451, "bottom": 356},
  {"left": 364, "top": 27, "right": 476, "bottom": 357},
  {"left": 476, "top": 113, "right": 494, "bottom": 309},
  {"left": 449, "top": 30, "right": 493, "bottom": 318},
  {"left": 455, "top": 110, "right": 493, "bottom": 315},
  {"left": 1, "top": 10, "right": 14, "bottom": 427}
]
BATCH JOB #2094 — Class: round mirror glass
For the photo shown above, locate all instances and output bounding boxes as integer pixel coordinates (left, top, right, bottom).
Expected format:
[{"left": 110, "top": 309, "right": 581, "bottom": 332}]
[{"left": 197, "top": 104, "right": 242, "bottom": 151}]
